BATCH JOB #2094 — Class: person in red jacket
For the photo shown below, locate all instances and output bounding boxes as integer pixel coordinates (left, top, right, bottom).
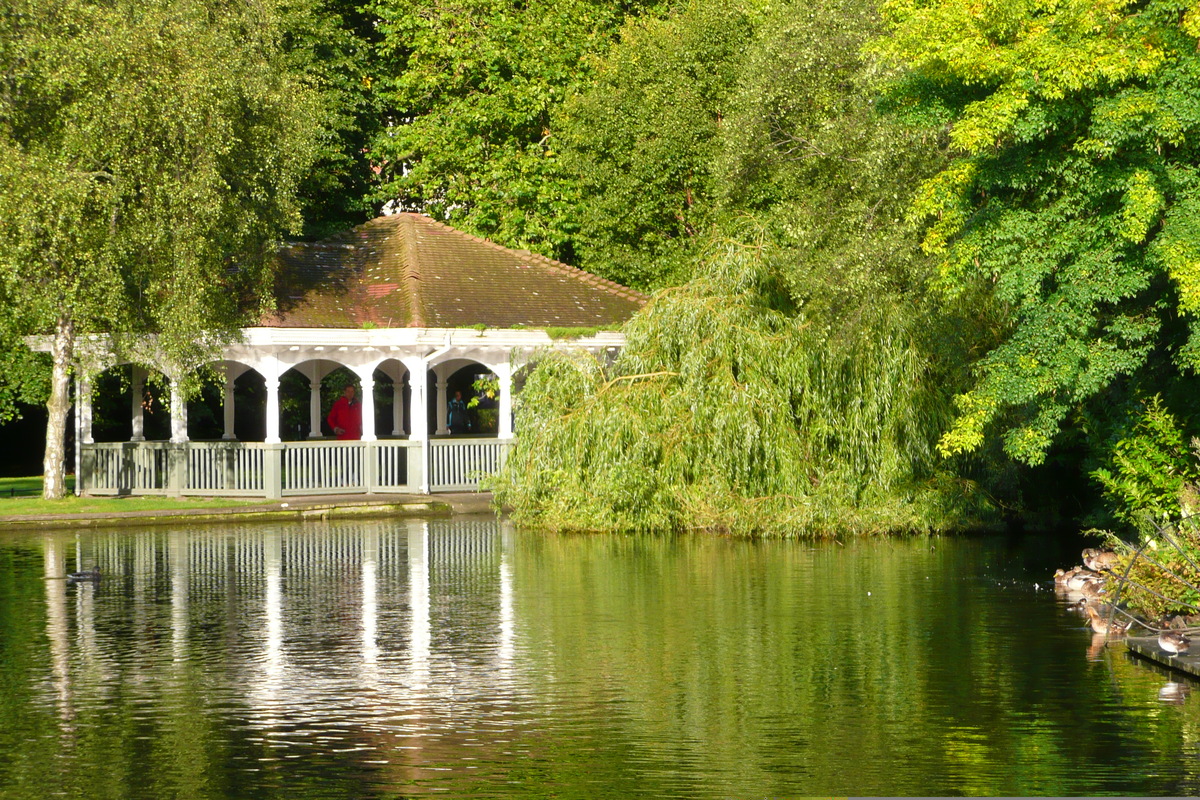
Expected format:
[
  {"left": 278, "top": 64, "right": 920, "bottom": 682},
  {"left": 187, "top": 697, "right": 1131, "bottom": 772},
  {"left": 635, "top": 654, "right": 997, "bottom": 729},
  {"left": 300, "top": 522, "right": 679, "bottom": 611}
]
[{"left": 326, "top": 383, "right": 362, "bottom": 440}]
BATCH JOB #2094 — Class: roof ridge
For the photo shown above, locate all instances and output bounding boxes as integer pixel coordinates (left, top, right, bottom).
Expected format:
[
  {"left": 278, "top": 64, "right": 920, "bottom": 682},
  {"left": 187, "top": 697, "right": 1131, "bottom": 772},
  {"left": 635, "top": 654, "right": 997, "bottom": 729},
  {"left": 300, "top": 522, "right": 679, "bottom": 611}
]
[
  {"left": 408, "top": 213, "right": 649, "bottom": 304},
  {"left": 396, "top": 215, "right": 426, "bottom": 328}
]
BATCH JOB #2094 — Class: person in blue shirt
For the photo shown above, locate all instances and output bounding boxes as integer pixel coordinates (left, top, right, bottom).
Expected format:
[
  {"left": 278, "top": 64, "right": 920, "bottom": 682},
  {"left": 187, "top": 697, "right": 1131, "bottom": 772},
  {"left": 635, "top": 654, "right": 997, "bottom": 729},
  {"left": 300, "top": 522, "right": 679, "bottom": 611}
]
[{"left": 448, "top": 390, "right": 469, "bottom": 434}]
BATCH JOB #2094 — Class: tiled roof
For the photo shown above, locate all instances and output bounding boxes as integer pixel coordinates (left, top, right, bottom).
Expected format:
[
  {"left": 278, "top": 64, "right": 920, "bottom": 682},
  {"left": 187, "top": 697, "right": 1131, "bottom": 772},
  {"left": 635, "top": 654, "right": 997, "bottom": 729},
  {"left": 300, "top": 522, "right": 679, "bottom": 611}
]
[{"left": 264, "top": 214, "right": 647, "bottom": 329}]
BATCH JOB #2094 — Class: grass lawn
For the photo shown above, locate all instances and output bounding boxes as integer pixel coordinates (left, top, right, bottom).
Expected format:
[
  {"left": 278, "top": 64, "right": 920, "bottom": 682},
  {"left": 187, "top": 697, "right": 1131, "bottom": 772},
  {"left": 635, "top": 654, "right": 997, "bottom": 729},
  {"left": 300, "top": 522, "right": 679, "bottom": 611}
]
[{"left": 0, "top": 475, "right": 263, "bottom": 516}]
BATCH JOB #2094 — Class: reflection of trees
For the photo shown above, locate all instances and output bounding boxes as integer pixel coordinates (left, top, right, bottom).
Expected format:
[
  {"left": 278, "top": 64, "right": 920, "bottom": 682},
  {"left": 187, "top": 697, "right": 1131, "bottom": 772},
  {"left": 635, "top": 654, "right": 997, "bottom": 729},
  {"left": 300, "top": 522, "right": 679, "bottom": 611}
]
[
  {"left": 4, "top": 526, "right": 1200, "bottom": 796},
  {"left": 506, "top": 535, "right": 1195, "bottom": 796}
]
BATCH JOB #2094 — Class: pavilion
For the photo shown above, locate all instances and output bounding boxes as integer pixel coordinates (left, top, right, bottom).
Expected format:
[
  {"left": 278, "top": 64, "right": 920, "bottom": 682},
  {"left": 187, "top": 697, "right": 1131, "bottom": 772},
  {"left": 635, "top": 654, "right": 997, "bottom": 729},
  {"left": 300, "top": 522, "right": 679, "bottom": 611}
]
[{"left": 72, "top": 213, "right": 646, "bottom": 498}]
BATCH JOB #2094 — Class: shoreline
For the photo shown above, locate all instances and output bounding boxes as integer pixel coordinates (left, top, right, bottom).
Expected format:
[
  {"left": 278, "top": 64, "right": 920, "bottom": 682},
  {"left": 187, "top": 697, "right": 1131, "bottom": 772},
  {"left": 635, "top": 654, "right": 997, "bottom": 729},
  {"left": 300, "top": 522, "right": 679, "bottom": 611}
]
[{"left": 0, "top": 492, "right": 497, "bottom": 532}]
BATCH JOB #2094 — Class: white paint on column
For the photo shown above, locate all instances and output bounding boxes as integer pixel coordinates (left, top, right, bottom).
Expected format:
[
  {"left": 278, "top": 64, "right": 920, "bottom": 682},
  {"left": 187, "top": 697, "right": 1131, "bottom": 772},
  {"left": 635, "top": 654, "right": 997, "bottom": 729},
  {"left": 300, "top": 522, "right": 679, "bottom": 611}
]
[{"left": 264, "top": 379, "right": 281, "bottom": 443}]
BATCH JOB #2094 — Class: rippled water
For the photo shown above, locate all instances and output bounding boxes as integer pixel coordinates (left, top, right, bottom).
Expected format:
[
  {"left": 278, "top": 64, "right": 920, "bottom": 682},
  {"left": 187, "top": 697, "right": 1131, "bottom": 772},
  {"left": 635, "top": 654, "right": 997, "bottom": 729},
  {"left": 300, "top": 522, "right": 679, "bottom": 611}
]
[{"left": 0, "top": 519, "right": 1197, "bottom": 798}]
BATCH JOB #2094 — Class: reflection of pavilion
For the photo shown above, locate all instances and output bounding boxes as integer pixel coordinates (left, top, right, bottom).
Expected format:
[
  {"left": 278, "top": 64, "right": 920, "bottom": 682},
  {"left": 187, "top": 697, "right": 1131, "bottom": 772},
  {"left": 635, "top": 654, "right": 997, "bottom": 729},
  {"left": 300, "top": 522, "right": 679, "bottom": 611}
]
[
  {"left": 41, "top": 520, "right": 520, "bottom": 744},
  {"left": 49, "top": 214, "right": 644, "bottom": 497}
]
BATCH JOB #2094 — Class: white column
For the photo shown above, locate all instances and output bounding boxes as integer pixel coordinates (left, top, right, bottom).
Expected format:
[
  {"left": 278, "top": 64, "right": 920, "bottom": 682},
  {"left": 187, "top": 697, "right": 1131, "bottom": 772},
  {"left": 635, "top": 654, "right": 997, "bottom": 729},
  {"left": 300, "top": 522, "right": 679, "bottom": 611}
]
[
  {"left": 168, "top": 377, "right": 188, "bottom": 443},
  {"left": 407, "top": 365, "right": 428, "bottom": 440},
  {"left": 222, "top": 367, "right": 236, "bottom": 440},
  {"left": 392, "top": 377, "right": 406, "bottom": 436},
  {"left": 78, "top": 374, "right": 94, "bottom": 444},
  {"left": 308, "top": 376, "right": 323, "bottom": 438},
  {"left": 131, "top": 365, "right": 145, "bottom": 442},
  {"left": 498, "top": 367, "right": 514, "bottom": 439},
  {"left": 435, "top": 379, "right": 449, "bottom": 435},
  {"left": 264, "top": 378, "right": 281, "bottom": 443},
  {"left": 359, "top": 377, "right": 376, "bottom": 441},
  {"left": 406, "top": 364, "right": 430, "bottom": 493}
]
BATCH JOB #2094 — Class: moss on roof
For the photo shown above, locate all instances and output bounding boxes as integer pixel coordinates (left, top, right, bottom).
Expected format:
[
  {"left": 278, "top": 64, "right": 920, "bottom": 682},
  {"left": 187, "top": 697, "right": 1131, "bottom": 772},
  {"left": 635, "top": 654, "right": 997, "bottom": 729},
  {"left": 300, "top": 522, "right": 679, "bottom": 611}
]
[{"left": 264, "top": 214, "right": 646, "bottom": 329}]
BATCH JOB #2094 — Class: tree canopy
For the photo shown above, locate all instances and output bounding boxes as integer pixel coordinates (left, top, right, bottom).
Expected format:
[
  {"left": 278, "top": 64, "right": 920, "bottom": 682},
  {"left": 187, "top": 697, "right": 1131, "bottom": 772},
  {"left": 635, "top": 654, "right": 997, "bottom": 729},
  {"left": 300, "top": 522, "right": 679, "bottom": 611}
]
[
  {"left": 366, "top": 0, "right": 664, "bottom": 259},
  {"left": 874, "top": 0, "right": 1200, "bottom": 468},
  {"left": 0, "top": 0, "right": 322, "bottom": 496},
  {"left": 491, "top": 0, "right": 983, "bottom": 534}
]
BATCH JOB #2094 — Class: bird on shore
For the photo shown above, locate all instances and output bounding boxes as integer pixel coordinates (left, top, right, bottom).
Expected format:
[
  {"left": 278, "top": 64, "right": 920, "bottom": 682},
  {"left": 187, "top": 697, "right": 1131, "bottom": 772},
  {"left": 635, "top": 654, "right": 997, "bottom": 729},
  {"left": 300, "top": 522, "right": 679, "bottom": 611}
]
[
  {"left": 1079, "top": 579, "right": 1107, "bottom": 602},
  {"left": 67, "top": 567, "right": 100, "bottom": 582},
  {"left": 1082, "top": 548, "right": 1120, "bottom": 572},
  {"left": 1056, "top": 568, "right": 1084, "bottom": 587},
  {"left": 1085, "top": 605, "right": 1131, "bottom": 636},
  {"left": 1159, "top": 630, "right": 1191, "bottom": 657},
  {"left": 1068, "top": 570, "right": 1098, "bottom": 592}
]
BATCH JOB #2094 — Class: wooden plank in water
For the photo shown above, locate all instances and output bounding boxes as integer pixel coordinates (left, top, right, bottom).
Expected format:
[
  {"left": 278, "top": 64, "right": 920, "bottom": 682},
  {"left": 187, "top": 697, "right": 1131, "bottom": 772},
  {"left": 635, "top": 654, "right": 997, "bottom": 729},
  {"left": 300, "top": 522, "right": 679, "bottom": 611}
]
[{"left": 1126, "top": 636, "right": 1200, "bottom": 679}]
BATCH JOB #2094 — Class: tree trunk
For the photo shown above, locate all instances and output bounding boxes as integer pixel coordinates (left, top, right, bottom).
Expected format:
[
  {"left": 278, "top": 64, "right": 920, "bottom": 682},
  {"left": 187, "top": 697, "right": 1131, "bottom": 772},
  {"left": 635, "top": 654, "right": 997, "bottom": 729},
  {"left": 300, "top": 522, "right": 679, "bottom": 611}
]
[{"left": 43, "top": 314, "right": 75, "bottom": 500}]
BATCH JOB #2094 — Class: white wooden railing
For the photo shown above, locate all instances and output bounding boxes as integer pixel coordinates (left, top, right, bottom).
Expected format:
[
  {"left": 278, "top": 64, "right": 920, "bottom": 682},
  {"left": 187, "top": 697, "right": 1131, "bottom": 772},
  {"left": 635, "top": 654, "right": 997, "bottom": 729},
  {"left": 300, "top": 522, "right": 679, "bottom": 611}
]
[
  {"left": 283, "top": 440, "right": 366, "bottom": 495},
  {"left": 429, "top": 438, "right": 509, "bottom": 491},
  {"left": 79, "top": 438, "right": 507, "bottom": 498},
  {"left": 186, "top": 442, "right": 266, "bottom": 495},
  {"left": 83, "top": 442, "right": 174, "bottom": 495}
]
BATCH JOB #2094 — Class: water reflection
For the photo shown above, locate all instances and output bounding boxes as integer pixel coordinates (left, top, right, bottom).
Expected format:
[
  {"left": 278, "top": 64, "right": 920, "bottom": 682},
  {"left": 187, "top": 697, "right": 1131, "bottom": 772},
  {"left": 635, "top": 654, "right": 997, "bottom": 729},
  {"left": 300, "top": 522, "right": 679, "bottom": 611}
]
[{"left": 3, "top": 524, "right": 1200, "bottom": 797}]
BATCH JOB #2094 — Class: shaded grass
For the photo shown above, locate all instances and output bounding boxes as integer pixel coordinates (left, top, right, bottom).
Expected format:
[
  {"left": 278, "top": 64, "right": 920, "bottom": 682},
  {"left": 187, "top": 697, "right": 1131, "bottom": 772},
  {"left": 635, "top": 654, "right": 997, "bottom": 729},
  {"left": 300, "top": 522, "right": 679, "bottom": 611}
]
[{"left": 0, "top": 476, "right": 262, "bottom": 516}]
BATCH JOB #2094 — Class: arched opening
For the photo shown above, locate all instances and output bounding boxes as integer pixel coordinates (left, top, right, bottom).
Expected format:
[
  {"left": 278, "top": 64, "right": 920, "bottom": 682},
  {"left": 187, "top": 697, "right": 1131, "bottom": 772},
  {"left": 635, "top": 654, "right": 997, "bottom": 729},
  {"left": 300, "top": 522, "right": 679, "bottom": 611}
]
[
  {"left": 429, "top": 359, "right": 499, "bottom": 436},
  {"left": 374, "top": 359, "right": 411, "bottom": 438},
  {"left": 274, "top": 359, "right": 340, "bottom": 440},
  {"left": 91, "top": 363, "right": 170, "bottom": 442},
  {"left": 274, "top": 360, "right": 412, "bottom": 441},
  {"left": 183, "top": 361, "right": 255, "bottom": 441}
]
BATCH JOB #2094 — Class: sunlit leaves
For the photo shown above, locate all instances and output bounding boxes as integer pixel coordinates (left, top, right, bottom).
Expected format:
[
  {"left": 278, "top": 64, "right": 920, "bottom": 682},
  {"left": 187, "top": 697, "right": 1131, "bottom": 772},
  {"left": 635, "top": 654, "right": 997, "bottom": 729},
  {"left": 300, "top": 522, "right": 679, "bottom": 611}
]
[{"left": 877, "top": 0, "right": 1200, "bottom": 467}]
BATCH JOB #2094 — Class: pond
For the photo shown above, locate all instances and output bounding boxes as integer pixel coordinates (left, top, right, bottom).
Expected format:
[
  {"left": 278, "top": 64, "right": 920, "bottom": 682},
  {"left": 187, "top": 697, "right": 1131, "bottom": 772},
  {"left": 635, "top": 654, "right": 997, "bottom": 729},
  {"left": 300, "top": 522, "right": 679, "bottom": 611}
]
[{"left": 0, "top": 518, "right": 1196, "bottom": 798}]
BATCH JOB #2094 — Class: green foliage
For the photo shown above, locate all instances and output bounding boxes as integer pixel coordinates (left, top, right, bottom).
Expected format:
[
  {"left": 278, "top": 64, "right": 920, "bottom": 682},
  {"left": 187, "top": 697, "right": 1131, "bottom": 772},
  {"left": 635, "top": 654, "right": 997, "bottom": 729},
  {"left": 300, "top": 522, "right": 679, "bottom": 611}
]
[
  {"left": 1100, "top": 520, "right": 1200, "bottom": 618},
  {"left": 279, "top": 0, "right": 386, "bottom": 237},
  {"left": 467, "top": 374, "right": 498, "bottom": 410},
  {"left": 0, "top": 0, "right": 322, "bottom": 354},
  {"left": 0, "top": 309, "right": 49, "bottom": 424},
  {"left": 367, "top": 0, "right": 662, "bottom": 258},
  {"left": 492, "top": 238, "right": 971, "bottom": 536},
  {"left": 874, "top": 0, "right": 1200, "bottom": 467},
  {"left": 716, "top": 0, "right": 947, "bottom": 305},
  {"left": 543, "top": 326, "right": 614, "bottom": 340},
  {"left": 1091, "top": 396, "right": 1199, "bottom": 524},
  {"left": 553, "top": 0, "right": 762, "bottom": 287}
]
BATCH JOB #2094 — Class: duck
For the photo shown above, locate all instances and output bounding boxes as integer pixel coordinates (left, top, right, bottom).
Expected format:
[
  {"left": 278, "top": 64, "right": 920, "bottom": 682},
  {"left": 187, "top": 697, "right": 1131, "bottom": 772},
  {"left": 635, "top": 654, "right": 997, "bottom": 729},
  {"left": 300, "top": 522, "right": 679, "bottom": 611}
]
[
  {"left": 1079, "top": 579, "right": 1107, "bottom": 602},
  {"left": 1083, "top": 549, "right": 1120, "bottom": 572},
  {"left": 67, "top": 567, "right": 100, "bottom": 582},
  {"left": 1085, "top": 605, "right": 1131, "bottom": 636},
  {"left": 1067, "top": 571, "right": 1096, "bottom": 592},
  {"left": 1159, "top": 630, "right": 1191, "bottom": 657}
]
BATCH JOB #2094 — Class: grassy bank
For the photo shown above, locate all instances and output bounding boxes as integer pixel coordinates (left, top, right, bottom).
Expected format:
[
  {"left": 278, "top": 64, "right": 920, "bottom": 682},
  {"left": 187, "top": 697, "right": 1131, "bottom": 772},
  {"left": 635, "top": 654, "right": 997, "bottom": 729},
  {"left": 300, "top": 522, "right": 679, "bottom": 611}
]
[{"left": 0, "top": 476, "right": 262, "bottom": 516}]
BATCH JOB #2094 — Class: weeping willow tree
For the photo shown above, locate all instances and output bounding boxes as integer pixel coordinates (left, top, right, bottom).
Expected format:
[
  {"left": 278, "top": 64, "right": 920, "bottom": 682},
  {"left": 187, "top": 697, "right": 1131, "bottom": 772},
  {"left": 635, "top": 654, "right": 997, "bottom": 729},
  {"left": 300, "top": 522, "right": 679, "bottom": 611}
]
[{"left": 492, "top": 237, "right": 977, "bottom": 536}]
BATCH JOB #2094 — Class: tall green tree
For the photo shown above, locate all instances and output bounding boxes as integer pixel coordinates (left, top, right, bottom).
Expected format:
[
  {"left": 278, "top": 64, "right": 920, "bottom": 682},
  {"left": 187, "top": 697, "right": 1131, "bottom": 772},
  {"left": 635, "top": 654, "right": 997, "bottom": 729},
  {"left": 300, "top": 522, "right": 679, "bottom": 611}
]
[
  {"left": 874, "top": 0, "right": 1200, "bottom": 468},
  {"left": 280, "top": 0, "right": 385, "bottom": 238},
  {"left": 0, "top": 0, "right": 321, "bottom": 498},
  {"left": 366, "top": 0, "right": 662, "bottom": 259},
  {"left": 552, "top": 0, "right": 760, "bottom": 288}
]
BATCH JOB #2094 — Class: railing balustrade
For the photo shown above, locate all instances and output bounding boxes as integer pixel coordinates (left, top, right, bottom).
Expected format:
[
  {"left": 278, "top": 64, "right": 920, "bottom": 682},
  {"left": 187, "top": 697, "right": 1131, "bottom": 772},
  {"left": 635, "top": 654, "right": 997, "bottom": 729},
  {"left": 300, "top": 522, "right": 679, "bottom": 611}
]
[
  {"left": 83, "top": 442, "right": 172, "bottom": 495},
  {"left": 429, "top": 438, "right": 508, "bottom": 492},
  {"left": 78, "top": 437, "right": 504, "bottom": 498},
  {"left": 186, "top": 442, "right": 266, "bottom": 494},
  {"left": 282, "top": 441, "right": 366, "bottom": 495}
]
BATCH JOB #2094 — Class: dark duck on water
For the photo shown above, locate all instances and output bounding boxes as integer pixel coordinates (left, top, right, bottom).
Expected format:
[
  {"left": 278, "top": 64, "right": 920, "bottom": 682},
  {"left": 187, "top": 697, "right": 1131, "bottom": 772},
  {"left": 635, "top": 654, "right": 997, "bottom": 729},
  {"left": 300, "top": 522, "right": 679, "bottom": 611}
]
[{"left": 67, "top": 567, "right": 100, "bottom": 582}]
